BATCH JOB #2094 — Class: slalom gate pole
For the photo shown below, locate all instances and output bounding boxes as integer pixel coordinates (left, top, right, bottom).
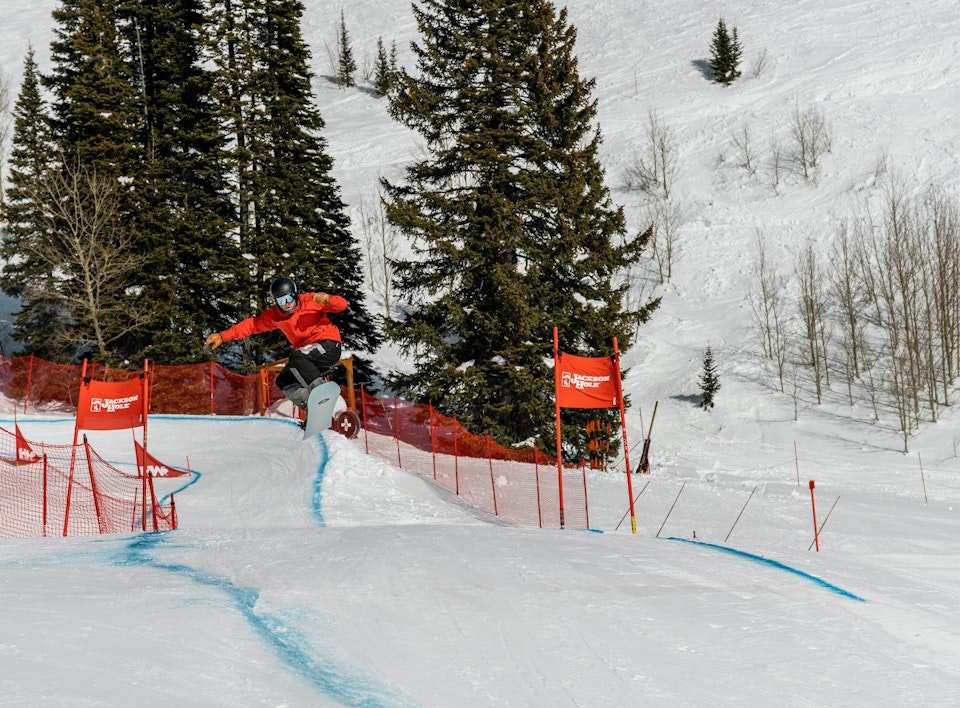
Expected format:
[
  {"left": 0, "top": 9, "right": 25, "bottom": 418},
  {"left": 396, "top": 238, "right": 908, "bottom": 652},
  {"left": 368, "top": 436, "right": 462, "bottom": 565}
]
[
  {"left": 809, "top": 480, "right": 819, "bottom": 551},
  {"left": 808, "top": 496, "right": 839, "bottom": 551},
  {"left": 656, "top": 481, "right": 685, "bottom": 538},
  {"left": 724, "top": 485, "right": 758, "bottom": 543}
]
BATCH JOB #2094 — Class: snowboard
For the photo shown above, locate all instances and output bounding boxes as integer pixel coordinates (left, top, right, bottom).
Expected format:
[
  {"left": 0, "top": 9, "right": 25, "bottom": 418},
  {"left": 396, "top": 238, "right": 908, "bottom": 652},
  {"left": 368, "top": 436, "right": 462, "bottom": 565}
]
[{"left": 302, "top": 381, "right": 342, "bottom": 439}]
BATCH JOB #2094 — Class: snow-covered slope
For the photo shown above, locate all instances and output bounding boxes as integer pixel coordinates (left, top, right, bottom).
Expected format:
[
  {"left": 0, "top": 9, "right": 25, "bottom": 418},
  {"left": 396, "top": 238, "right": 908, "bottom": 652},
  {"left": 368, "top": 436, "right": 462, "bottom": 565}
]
[{"left": 2, "top": 1, "right": 960, "bottom": 705}]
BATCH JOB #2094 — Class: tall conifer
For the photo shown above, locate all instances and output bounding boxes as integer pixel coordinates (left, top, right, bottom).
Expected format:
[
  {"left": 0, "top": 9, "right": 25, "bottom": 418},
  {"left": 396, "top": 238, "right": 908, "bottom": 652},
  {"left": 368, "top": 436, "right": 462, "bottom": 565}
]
[
  {"left": 0, "top": 48, "right": 60, "bottom": 357},
  {"left": 385, "top": 0, "right": 658, "bottom": 451},
  {"left": 209, "top": 0, "right": 380, "bottom": 372}
]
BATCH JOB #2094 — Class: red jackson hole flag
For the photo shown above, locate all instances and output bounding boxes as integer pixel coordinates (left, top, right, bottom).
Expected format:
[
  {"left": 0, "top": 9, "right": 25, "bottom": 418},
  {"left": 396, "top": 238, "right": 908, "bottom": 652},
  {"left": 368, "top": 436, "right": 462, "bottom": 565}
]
[
  {"left": 555, "top": 352, "right": 619, "bottom": 409},
  {"left": 75, "top": 373, "right": 147, "bottom": 431}
]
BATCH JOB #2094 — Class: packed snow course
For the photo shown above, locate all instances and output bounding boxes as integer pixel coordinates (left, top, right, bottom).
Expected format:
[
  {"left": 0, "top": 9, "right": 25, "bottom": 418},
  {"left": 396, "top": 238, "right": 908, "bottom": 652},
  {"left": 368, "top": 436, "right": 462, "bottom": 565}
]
[{"left": 3, "top": 0, "right": 960, "bottom": 704}]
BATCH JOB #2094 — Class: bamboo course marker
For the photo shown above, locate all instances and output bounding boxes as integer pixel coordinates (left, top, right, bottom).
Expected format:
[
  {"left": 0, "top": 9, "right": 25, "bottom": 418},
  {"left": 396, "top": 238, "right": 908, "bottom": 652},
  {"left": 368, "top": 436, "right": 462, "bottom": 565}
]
[
  {"left": 656, "top": 481, "right": 685, "bottom": 538},
  {"left": 724, "top": 485, "right": 758, "bottom": 543},
  {"left": 794, "top": 441, "right": 800, "bottom": 486},
  {"left": 919, "top": 452, "right": 928, "bottom": 505}
]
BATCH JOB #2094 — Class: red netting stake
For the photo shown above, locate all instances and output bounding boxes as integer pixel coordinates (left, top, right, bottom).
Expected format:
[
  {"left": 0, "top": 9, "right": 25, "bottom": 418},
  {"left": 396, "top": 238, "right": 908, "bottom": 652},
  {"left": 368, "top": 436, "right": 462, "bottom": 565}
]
[
  {"left": 486, "top": 435, "right": 498, "bottom": 516},
  {"left": 360, "top": 385, "right": 370, "bottom": 454},
  {"left": 131, "top": 488, "right": 140, "bottom": 533},
  {"left": 147, "top": 474, "right": 159, "bottom": 531},
  {"left": 453, "top": 416, "right": 460, "bottom": 496},
  {"left": 23, "top": 354, "right": 35, "bottom": 413},
  {"left": 209, "top": 361, "right": 215, "bottom": 415},
  {"left": 534, "top": 447, "right": 543, "bottom": 528},
  {"left": 42, "top": 451, "right": 48, "bottom": 537},
  {"left": 82, "top": 434, "right": 105, "bottom": 535},
  {"left": 430, "top": 402, "right": 438, "bottom": 480},
  {"left": 393, "top": 395, "right": 402, "bottom": 468}
]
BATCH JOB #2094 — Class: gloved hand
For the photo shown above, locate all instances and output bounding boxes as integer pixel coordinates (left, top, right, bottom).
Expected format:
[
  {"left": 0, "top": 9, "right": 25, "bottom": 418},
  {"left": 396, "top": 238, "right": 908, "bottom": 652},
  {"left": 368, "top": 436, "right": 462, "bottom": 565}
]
[
  {"left": 312, "top": 292, "right": 330, "bottom": 305},
  {"left": 204, "top": 332, "right": 223, "bottom": 350}
]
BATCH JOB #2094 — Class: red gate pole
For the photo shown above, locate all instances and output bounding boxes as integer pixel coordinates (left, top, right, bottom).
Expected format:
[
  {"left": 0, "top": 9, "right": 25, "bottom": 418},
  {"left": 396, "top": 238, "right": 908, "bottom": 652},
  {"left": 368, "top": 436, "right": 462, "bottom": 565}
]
[
  {"left": 809, "top": 480, "right": 820, "bottom": 552},
  {"left": 613, "top": 337, "right": 637, "bottom": 534},
  {"left": 553, "top": 327, "right": 566, "bottom": 529}
]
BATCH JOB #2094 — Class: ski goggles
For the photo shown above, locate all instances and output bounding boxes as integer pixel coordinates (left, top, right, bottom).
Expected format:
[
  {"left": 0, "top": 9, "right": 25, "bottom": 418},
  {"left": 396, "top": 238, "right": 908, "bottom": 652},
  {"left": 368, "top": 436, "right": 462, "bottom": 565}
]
[{"left": 275, "top": 293, "right": 296, "bottom": 307}]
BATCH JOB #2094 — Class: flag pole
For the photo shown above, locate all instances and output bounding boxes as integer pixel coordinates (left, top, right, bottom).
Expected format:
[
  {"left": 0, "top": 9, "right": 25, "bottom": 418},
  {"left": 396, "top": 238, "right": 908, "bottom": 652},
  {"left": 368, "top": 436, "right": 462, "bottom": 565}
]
[
  {"left": 612, "top": 337, "right": 637, "bottom": 534},
  {"left": 553, "top": 327, "right": 566, "bottom": 529}
]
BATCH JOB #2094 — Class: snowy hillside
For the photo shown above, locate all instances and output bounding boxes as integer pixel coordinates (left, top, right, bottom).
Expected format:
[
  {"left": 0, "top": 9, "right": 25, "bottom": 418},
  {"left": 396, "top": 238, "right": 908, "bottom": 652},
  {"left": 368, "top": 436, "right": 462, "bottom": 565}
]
[{"left": 2, "top": 0, "right": 960, "bottom": 705}]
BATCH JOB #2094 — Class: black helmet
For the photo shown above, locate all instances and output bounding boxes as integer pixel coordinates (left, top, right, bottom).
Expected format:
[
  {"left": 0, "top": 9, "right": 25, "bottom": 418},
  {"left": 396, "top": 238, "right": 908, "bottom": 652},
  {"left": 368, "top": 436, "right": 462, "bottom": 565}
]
[{"left": 270, "top": 277, "right": 297, "bottom": 301}]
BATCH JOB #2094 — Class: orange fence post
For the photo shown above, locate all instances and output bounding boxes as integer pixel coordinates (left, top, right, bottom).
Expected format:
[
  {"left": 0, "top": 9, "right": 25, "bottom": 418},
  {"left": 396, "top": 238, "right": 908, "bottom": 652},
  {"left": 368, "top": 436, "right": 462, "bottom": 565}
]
[{"left": 809, "top": 479, "right": 820, "bottom": 552}]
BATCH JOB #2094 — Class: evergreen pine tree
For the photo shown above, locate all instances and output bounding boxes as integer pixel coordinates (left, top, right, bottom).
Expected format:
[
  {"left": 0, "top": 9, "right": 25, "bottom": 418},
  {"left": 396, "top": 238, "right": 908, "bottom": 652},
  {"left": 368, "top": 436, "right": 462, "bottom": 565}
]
[
  {"left": 118, "top": 0, "right": 244, "bottom": 363},
  {"left": 699, "top": 346, "right": 720, "bottom": 409},
  {"left": 709, "top": 18, "right": 743, "bottom": 85},
  {"left": 335, "top": 10, "right": 356, "bottom": 88},
  {"left": 210, "top": 0, "right": 380, "bottom": 374},
  {"left": 385, "top": 0, "right": 658, "bottom": 451},
  {"left": 0, "top": 47, "right": 61, "bottom": 358},
  {"left": 373, "top": 36, "right": 392, "bottom": 96}
]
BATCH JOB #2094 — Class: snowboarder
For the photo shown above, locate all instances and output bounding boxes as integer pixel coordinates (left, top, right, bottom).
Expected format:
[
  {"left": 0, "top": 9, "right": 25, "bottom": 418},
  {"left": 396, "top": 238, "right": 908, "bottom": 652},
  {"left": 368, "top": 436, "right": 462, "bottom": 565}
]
[{"left": 203, "top": 277, "right": 347, "bottom": 411}]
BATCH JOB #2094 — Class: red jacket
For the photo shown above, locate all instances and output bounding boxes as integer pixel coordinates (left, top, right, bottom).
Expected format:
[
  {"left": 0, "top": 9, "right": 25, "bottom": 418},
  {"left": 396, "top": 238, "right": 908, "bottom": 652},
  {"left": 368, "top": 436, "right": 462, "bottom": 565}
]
[{"left": 220, "top": 293, "right": 347, "bottom": 350}]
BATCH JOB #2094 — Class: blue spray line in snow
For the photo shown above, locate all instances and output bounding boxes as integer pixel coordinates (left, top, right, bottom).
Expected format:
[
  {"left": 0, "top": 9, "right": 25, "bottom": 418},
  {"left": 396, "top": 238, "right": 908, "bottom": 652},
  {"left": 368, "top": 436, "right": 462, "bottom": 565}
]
[
  {"left": 1, "top": 414, "right": 402, "bottom": 704},
  {"left": 666, "top": 537, "right": 866, "bottom": 602},
  {"left": 112, "top": 424, "right": 404, "bottom": 705},
  {"left": 118, "top": 533, "right": 410, "bottom": 707}
]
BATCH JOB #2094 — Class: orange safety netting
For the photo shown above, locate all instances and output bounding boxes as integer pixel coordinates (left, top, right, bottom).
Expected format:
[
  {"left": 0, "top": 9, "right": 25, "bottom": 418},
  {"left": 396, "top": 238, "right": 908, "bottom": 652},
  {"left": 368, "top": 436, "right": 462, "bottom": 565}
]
[
  {"left": 0, "top": 426, "right": 176, "bottom": 538},
  {"left": 0, "top": 355, "right": 588, "bottom": 530},
  {"left": 357, "top": 391, "right": 589, "bottom": 529}
]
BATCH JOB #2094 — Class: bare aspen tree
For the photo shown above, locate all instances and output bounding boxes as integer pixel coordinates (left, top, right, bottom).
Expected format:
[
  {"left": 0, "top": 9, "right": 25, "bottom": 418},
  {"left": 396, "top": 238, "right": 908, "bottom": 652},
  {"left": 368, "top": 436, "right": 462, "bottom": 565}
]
[
  {"left": 788, "top": 101, "right": 832, "bottom": 180},
  {"left": 644, "top": 197, "right": 682, "bottom": 283},
  {"left": 829, "top": 222, "right": 868, "bottom": 400},
  {"left": 768, "top": 135, "right": 783, "bottom": 191},
  {"left": 926, "top": 190, "right": 960, "bottom": 395},
  {"left": 25, "top": 163, "right": 151, "bottom": 359},
  {"left": 359, "top": 185, "right": 399, "bottom": 319},
  {"left": 730, "top": 123, "right": 756, "bottom": 175},
  {"left": 626, "top": 109, "right": 679, "bottom": 199},
  {"left": 751, "top": 47, "right": 771, "bottom": 78},
  {"left": 748, "top": 230, "right": 788, "bottom": 390},
  {"left": 796, "top": 242, "right": 830, "bottom": 403}
]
